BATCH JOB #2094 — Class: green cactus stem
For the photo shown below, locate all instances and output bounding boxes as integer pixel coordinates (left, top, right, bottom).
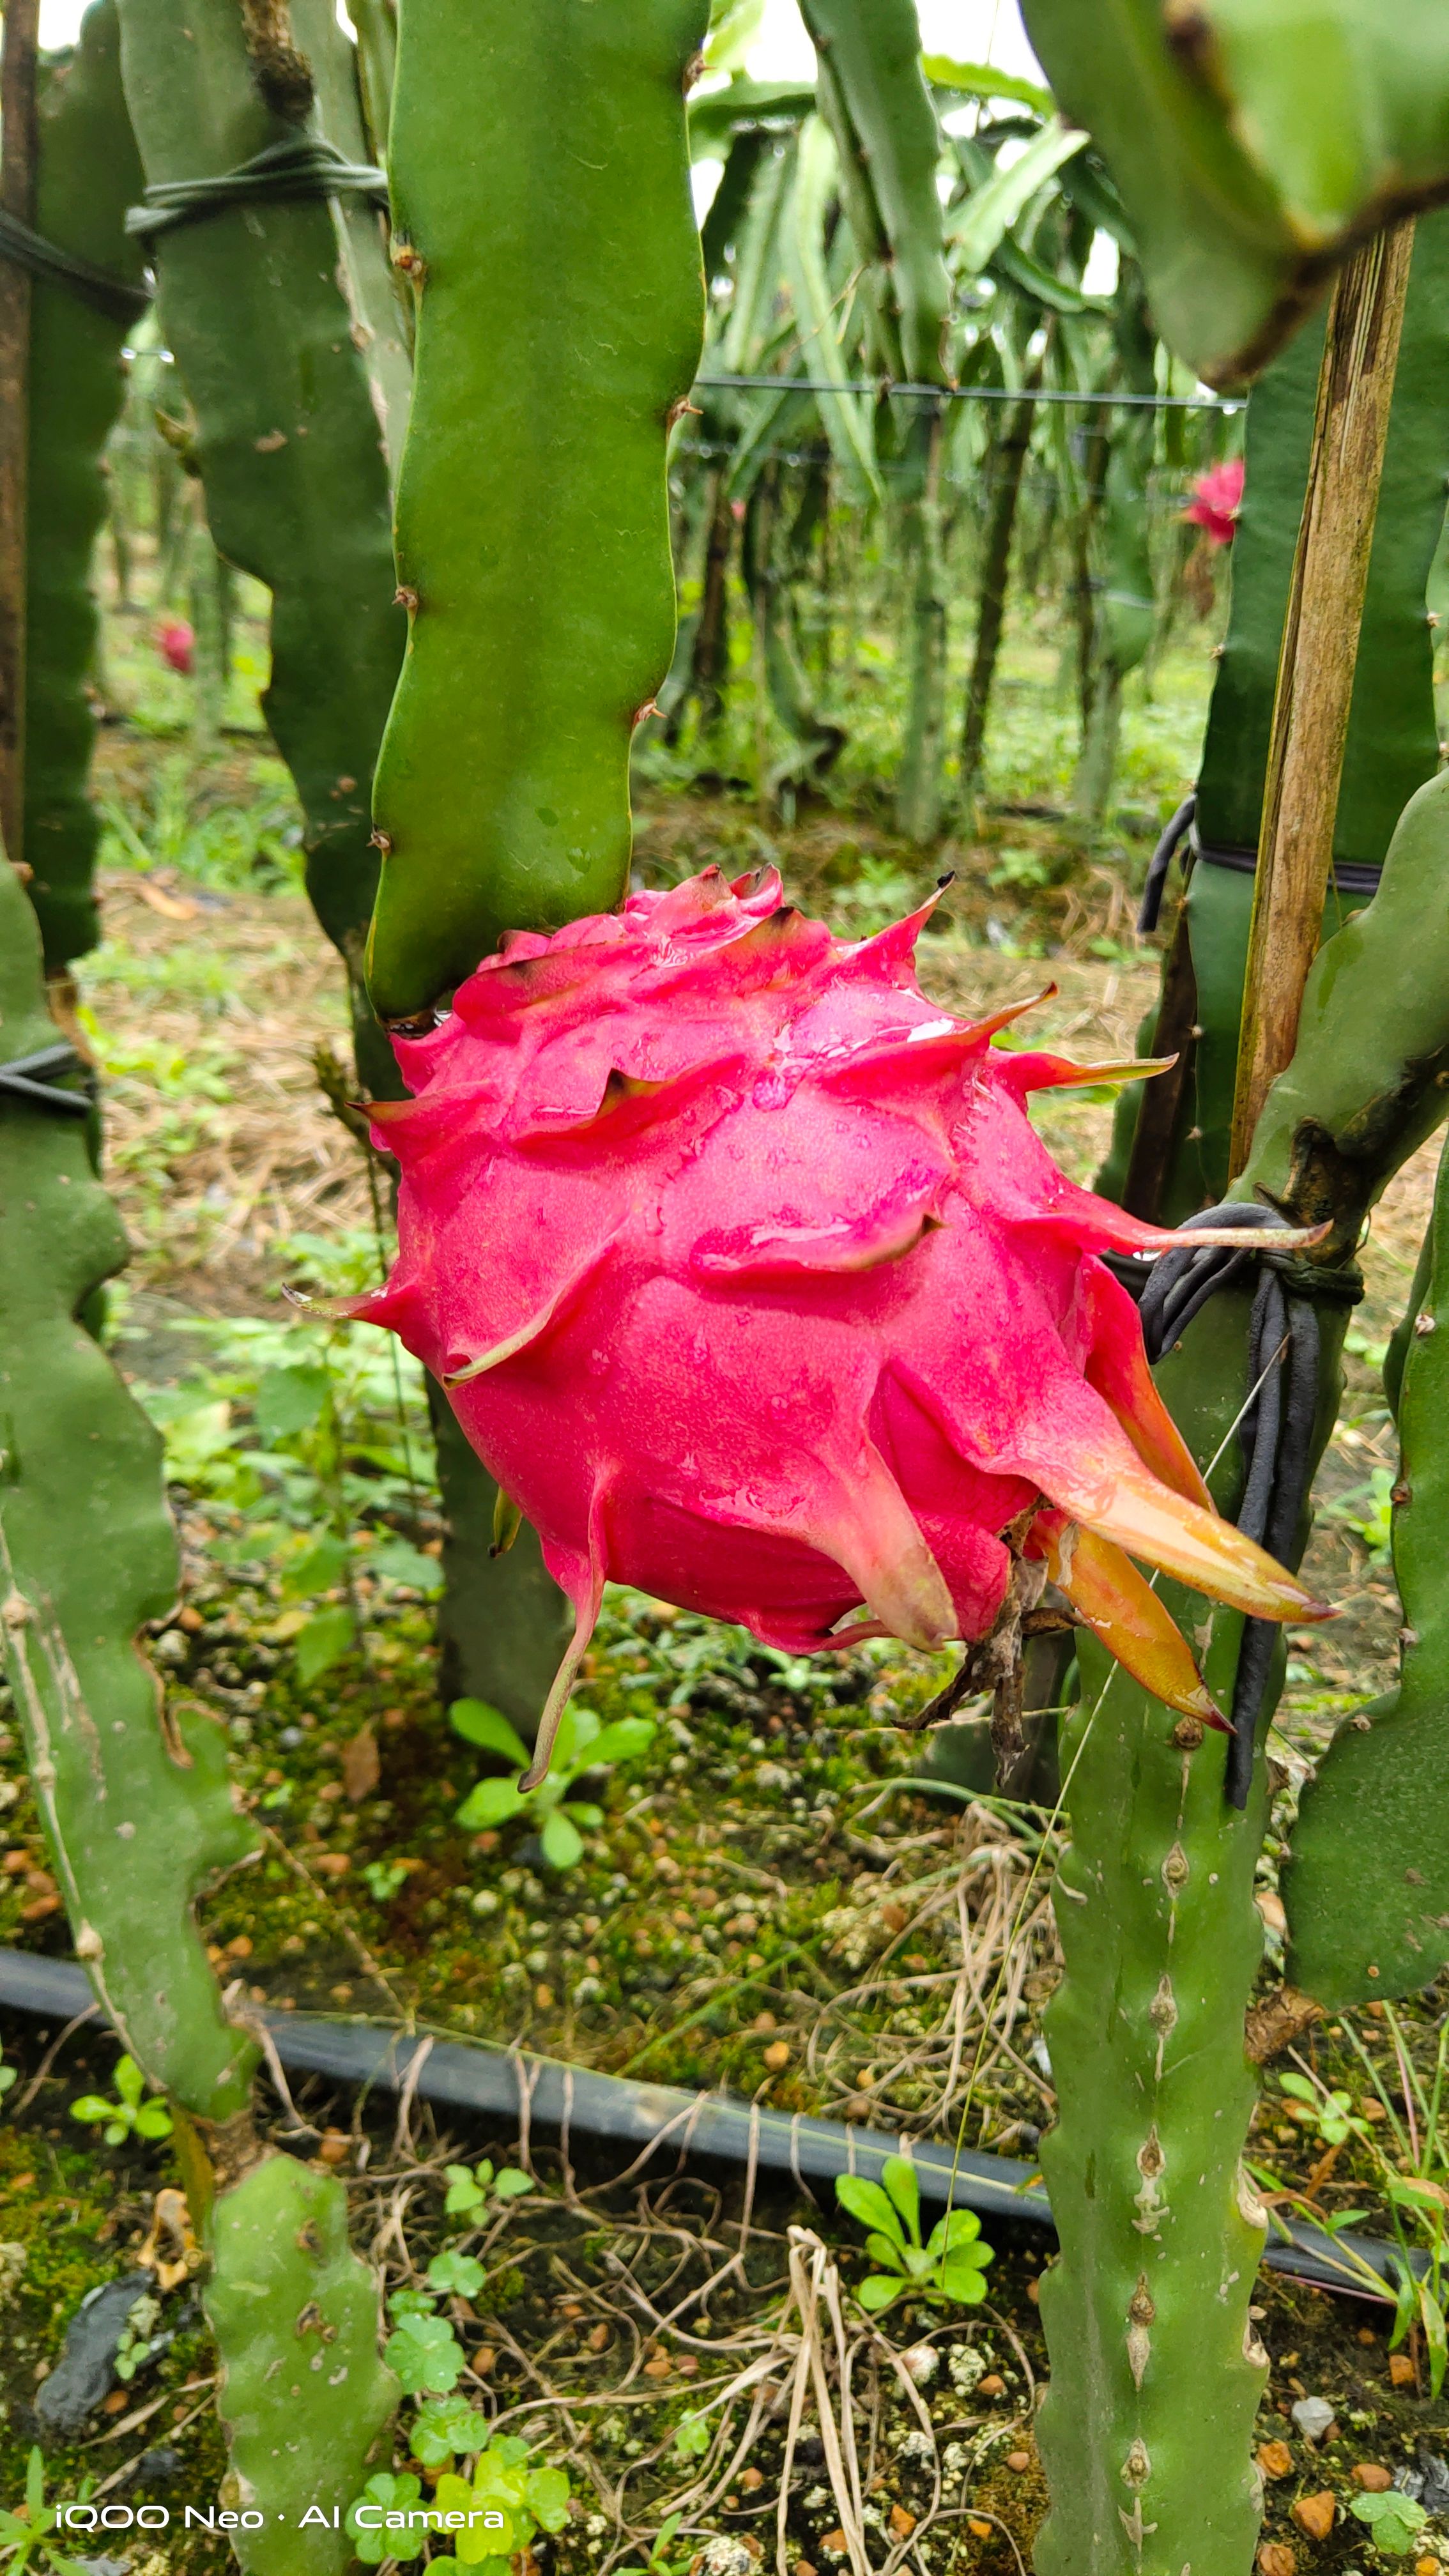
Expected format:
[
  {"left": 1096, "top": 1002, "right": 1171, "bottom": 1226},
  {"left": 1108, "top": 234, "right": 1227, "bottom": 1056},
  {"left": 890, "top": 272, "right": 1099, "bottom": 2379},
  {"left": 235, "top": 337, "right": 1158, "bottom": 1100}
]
[
  {"left": 365, "top": 0, "right": 709, "bottom": 1020},
  {"left": 115, "top": 0, "right": 407, "bottom": 1096},
  {"left": 24, "top": 0, "right": 148, "bottom": 974},
  {"left": 1101, "top": 210, "right": 1449, "bottom": 1222},
  {"left": 206, "top": 2155, "right": 398, "bottom": 2573},
  {"left": 117, "top": 0, "right": 569, "bottom": 1722},
  {"left": 0, "top": 855, "right": 257, "bottom": 2122},
  {"left": 796, "top": 0, "right": 949, "bottom": 389},
  {"left": 1036, "top": 1293, "right": 1346, "bottom": 2576},
  {"left": 1017, "top": 0, "right": 1449, "bottom": 385},
  {"left": 1254, "top": 768, "right": 1449, "bottom": 2002}
]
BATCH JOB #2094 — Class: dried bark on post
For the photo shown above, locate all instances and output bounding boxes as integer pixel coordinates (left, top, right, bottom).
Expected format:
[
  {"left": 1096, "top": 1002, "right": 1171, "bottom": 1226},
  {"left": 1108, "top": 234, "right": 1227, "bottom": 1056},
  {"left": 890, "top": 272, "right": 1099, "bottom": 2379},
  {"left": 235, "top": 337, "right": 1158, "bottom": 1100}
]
[
  {"left": 0, "top": 0, "right": 39, "bottom": 867},
  {"left": 1229, "top": 222, "right": 1416, "bottom": 1173}
]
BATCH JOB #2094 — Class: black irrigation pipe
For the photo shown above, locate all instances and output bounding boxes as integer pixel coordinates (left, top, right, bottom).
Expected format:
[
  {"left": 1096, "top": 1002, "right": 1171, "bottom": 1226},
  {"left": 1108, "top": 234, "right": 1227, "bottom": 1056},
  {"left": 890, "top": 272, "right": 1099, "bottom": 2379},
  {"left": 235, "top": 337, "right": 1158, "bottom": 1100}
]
[
  {"left": 0, "top": 1946, "right": 1416, "bottom": 2303},
  {"left": 694, "top": 371, "right": 1243, "bottom": 413}
]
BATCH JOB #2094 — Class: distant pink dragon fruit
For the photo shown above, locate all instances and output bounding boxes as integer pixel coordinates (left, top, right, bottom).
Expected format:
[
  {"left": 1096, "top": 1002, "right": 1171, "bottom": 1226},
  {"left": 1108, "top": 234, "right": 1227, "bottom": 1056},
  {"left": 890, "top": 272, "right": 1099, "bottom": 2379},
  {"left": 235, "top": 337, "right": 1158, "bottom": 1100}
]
[
  {"left": 157, "top": 618, "right": 195, "bottom": 676},
  {"left": 340, "top": 869, "right": 1326, "bottom": 1779},
  {"left": 1183, "top": 456, "right": 1245, "bottom": 547}
]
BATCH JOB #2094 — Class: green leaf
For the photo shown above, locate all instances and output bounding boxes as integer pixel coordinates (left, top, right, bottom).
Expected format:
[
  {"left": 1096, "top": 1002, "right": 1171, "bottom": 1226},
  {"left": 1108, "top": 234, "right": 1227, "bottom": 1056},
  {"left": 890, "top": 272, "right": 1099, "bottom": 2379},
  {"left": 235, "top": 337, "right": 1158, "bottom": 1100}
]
[
  {"left": 835, "top": 2174, "right": 904, "bottom": 2243},
  {"left": 385, "top": 2312, "right": 466, "bottom": 2395},
  {"left": 928, "top": 2208, "right": 985, "bottom": 2258},
  {"left": 882, "top": 2156, "right": 921, "bottom": 2246},
  {"left": 456, "top": 1775, "right": 528, "bottom": 1831},
  {"left": 410, "top": 2395, "right": 491, "bottom": 2469},
  {"left": 427, "top": 2250, "right": 486, "bottom": 2297},
  {"left": 444, "top": 2163, "right": 485, "bottom": 2216},
  {"left": 254, "top": 1361, "right": 331, "bottom": 1444},
  {"left": 491, "top": 2166, "right": 532, "bottom": 2200},
  {"left": 115, "top": 2055, "right": 145, "bottom": 2108},
  {"left": 282, "top": 1532, "right": 349, "bottom": 1596},
  {"left": 69, "top": 2093, "right": 120, "bottom": 2124},
  {"left": 937, "top": 2260, "right": 992, "bottom": 2305},
  {"left": 585, "top": 1717, "right": 657, "bottom": 1767},
  {"left": 369, "top": 1537, "right": 443, "bottom": 1593},
  {"left": 295, "top": 1604, "right": 356, "bottom": 1686},
  {"left": 1351, "top": 2491, "right": 1427, "bottom": 2553},
  {"left": 540, "top": 1809, "right": 585, "bottom": 1871},
  {"left": 134, "top": 2099, "right": 174, "bottom": 2140},
  {"left": 922, "top": 51, "right": 1054, "bottom": 113},
  {"left": 449, "top": 1699, "right": 533, "bottom": 1767},
  {"left": 1278, "top": 2074, "right": 1315, "bottom": 2101},
  {"left": 864, "top": 2232, "right": 907, "bottom": 2273},
  {"left": 946, "top": 123, "right": 1086, "bottom": 273},
  {"left": 526, "top": 2467, "right": 571, "bottom": 2531},
  {"left": 857, "top": 2274, "right": 905, "bottom": 2312},
  {"left": 674, "top": 2412, "right": 710, "bottom": 2459}
]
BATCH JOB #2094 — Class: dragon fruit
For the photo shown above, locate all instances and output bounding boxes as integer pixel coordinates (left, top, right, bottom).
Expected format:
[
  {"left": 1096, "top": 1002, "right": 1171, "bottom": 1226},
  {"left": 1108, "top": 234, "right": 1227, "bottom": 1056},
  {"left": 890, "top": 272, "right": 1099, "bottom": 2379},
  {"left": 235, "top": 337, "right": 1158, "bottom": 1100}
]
[
  {"left": 1183, "top": 456, "right": 1245, "bottom": 548},
  {"left": 339, "top": 868, "right": 1328, "bottom": 1780}
]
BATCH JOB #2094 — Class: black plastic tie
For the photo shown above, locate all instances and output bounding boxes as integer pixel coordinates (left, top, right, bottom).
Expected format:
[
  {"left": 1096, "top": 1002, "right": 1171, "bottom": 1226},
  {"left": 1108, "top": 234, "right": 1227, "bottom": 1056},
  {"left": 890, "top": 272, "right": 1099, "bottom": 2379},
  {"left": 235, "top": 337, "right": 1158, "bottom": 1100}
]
[
  {"left": 0, "top": 206, "right": 151, "bottom": 321},
  {"left": 126, "top": 137, "right": 389, "bottom": 243},
  {"left": 0, "top": 1043, "right": 91, "bottom": 1117}
]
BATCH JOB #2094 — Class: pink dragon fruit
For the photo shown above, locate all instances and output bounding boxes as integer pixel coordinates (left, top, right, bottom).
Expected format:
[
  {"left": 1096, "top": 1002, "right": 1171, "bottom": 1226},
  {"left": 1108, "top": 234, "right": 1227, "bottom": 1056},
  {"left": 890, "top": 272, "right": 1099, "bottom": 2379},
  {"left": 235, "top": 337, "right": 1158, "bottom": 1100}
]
[
  {"left": 341, "top": 868, "right": 1328, "bottom": 1780},
  {"left": 157, "top": 617, "right": 195, "bottom": 676},
  {"left": 1183, "top": 456, "right": 1245, "bottom": 548}
]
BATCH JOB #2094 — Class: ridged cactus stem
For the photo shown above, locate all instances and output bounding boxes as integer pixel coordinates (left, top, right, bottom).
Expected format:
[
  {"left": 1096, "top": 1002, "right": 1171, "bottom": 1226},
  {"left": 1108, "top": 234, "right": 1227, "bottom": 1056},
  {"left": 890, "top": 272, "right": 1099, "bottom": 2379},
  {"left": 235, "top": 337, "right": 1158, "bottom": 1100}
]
[
  {"left": 366, "top": 0, "right": 710, "bottom": 1017},
  {"left": 1037, "top": 1293, "right": 1345, "bottom": 2576}
]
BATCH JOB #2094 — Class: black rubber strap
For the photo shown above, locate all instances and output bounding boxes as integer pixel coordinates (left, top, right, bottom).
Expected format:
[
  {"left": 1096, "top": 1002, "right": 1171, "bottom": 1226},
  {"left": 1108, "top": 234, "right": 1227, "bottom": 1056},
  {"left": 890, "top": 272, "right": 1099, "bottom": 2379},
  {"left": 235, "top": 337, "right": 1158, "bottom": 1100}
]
[
  {"left": 127, "top": 136, "right": 388, "bottom": 243},
  {"left": 0, "top": 1043, "right": 90, "bottom": 1117},
  {"left": 1114, "top": 1204, "right": 1362, "bottom": 1809},
  {"left": 1136, "top": 793, "right": 1196, "bottom": 935},
  {"left": 0, "top": 206, "right": 151, "bottom": 322},
  {"left": 1197, "top": 838, "right": 1384, "bottom": 898},
  {"left": 1137, "top": 808, "right": 1384, "bottom": 938}
]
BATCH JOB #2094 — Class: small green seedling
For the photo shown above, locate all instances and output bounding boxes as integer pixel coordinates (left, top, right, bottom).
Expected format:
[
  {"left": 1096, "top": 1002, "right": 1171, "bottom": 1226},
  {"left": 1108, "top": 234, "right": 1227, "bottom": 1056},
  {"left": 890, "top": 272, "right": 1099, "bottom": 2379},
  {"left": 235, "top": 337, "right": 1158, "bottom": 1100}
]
[
  {"left": 620, "top": 2508, "right": 697, "bottom": 2576},
  {"left": 431, "top": 2440, "right": 570, "bottom": 2569},
  {"left": 362, "top": 1857, "right": 413, "bottom": 1905},
  {"left": 409, "top": 2394, "right": 493, "bottom": 2471},
  {"left": 353, "top": 2437, "right": 570, "bottom": 2572},
  {"left": 443, "top": 2157, "right": 530, "bottom": 2219},
  {"left": 384, "top": 2290, "right": 466, "bottom": 2396},
  {"left": 1276, "top": 2073, "right": 1372, "bottom": 2148},
  {"left": 113, "top": 2291, "right": 163, "bottom": 2384},
  {"left": 836, "top": 2157, "right": 994, "bottom": 2313},
  {"left": 349, "top": 2471, "right": 431, "bottom": 2566},
  {"left": 451, "top": 1697, "right": 656, "bottom": 1870},
  {"left": 1350, "top": 2490, "right": 1429, "bottom": 2556},
  {"left": 0, "top": 2038, "right": 16, "bottom": 2101},
  {"left": 0, "top": 2449, "right": 92, "bottom": 2573},
  {"left": 68, "top": 2055, "right": 173, "bottom": 2147}
]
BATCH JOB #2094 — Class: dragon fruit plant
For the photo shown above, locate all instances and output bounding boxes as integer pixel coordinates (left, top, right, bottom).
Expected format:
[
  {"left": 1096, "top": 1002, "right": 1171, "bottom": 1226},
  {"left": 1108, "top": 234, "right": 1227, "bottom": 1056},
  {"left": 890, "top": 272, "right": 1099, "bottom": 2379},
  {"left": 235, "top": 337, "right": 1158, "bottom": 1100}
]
[
  {"left": 339, "top": 6, "right": 1386, "bottom": 2575},
  {"left": 337, "top": 866, "right": 1326, "bottom": 1786}
]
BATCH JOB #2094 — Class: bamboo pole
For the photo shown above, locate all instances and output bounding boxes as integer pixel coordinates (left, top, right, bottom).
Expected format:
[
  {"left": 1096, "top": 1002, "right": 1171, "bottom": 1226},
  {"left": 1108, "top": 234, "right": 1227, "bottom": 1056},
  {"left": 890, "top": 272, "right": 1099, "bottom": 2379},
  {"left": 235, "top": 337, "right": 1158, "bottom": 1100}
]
[
  {"left": 0, "top": 0, "right": 38, "bottom": 871},
  {"left": 1229, "top": 222, "right": 1416, "bottom": 1175}
]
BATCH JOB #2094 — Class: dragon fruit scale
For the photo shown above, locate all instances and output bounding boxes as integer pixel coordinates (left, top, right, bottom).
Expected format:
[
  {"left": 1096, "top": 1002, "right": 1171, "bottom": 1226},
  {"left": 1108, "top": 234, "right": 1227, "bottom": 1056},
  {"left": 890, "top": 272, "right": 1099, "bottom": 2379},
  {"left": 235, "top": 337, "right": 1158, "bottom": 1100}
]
[{"left": 342, "top": 867, "right": 1329, "bottom": 1782}]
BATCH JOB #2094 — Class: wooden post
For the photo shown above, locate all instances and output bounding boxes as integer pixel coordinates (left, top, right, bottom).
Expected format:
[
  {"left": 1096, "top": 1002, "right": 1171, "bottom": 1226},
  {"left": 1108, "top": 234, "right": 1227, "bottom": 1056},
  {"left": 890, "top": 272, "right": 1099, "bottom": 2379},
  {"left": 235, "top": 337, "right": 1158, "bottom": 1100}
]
[
  {"left": 1229, "top": 222, "right": 1416, "bottom": 1175},
  {"left": 0, "top": 0, "right": 38, "bottom": 873}
]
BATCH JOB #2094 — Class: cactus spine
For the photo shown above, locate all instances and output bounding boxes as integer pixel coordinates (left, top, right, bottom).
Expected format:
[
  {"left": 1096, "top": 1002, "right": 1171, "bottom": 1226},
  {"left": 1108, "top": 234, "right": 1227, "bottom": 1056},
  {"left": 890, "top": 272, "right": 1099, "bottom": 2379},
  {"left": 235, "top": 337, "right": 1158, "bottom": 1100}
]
[
  {"left": 366, "top": 0, "right": 710, "bottom": 1020},
  {"left": 24, "top": 0, "right": 148, "bottom": 974}
]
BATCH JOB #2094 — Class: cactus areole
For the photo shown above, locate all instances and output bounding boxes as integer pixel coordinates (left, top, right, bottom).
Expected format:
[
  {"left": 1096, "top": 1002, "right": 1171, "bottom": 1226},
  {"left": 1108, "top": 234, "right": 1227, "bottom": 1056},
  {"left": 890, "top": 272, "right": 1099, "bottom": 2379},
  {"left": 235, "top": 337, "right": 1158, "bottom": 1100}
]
[{"left": 339, "top": 870, "right": 1327, "bottom": 1780}]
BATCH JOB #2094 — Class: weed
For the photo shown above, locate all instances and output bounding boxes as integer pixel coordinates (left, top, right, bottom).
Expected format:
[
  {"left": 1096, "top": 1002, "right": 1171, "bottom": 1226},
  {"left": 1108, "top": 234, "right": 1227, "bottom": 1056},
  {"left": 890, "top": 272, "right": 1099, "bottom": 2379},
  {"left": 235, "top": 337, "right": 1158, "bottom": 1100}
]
[
  {"left": 452, "top": 1699, "right": 657, "bottom": 1872},
  {"left": 68, "top": 2053, "right": 173, "bottom": 2148},
  {"left": 835, "top": 2158, "right": 993, "bottom": 2314}
]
